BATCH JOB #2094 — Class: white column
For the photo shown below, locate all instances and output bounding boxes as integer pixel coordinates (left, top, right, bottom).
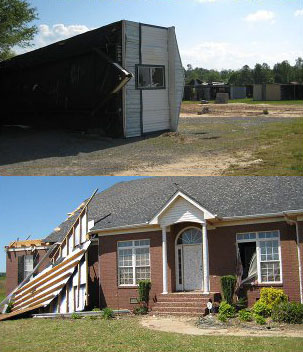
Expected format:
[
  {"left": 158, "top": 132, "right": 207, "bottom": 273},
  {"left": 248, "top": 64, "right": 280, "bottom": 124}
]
[
  {"left": 202, "top": 223, "right": 210, "bottom": 294},
  {"left": 162, "top": 226, "right": 168, "bottom": 294}
]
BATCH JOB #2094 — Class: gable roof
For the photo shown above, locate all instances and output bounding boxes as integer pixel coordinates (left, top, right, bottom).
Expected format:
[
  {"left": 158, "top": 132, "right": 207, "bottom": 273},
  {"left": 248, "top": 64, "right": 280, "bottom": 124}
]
[{"left": 44, "top": 177, "right": 303, "bottom": 242}]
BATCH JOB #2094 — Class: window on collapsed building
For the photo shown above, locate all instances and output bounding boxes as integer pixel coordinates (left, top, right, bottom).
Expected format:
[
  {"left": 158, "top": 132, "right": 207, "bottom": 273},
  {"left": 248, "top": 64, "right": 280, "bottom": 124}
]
[
  {"left": 137, "top": 65, "right": 165, "bottom": 89},
  {"left": 18, "top": 255, "right": 34, "bottom": 283},
  {"left": 236, "top": 231, "right": 282, "bottom": 284},
  {"left": 117, "top": 239, "right": 150, "bottom": 286}
]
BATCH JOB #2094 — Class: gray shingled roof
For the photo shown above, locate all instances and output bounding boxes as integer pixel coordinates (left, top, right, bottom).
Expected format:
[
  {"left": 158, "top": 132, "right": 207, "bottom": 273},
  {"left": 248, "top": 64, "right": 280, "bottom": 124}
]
[{"left": 44, "top": 177, "right": 303, "bottom": 243}]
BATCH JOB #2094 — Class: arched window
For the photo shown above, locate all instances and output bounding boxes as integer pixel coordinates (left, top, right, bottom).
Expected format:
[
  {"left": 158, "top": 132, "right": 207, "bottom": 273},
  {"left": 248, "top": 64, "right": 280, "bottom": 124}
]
[{"left": 177, "top": 228, "right": 202, "bottom": 245}]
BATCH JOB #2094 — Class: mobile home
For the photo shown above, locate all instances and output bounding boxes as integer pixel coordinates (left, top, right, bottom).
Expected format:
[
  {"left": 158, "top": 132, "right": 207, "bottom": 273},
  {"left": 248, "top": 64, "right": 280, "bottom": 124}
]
[{"left": 0, "top": 21, "right": 184, "bottom": 137}]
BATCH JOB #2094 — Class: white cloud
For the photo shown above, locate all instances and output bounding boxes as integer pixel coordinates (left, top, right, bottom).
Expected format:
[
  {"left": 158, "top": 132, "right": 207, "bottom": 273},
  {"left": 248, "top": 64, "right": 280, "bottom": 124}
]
[
  {"left": 14, "top": 23, "right": 93, "bottom": 54},
  {"left": 180, "top": 41, "right": 303, "bottom": 70},
  {"left": 244, "top": 10, "right": 275, "bottom": 23},
  {"left": 294, "top": 9, "right": 303, "bottom": 17},
  {"left": 36, "top": 24, "right": 92, "bottom": 47}
]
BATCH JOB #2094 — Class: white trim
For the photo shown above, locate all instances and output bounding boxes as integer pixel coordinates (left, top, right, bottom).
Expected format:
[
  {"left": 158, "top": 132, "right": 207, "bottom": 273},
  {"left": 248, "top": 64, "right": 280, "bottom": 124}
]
[
  {"left": 149, "top": 191, "right": 216, "bottom": 225},
  {"left": 236, "top": 230, "right": 283, "bottom": 285},
  {"left": 6, "top": 246, "right": 49, "bottom": 252},
  {"left": 295, "top": 221, "right": 303, "bottom": 304},
  {"left": 95, "top": 225, "right": 162, "bottom": 237}
]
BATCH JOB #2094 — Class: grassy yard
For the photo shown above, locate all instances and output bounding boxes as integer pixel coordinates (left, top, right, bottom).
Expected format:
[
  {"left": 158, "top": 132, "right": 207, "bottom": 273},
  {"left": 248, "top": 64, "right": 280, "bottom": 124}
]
[
  {"left": 0, "top": 277, "right": 6, "bottom": 303},
  {"left": 224, "top": 118, "right": 303, "bottom": 175},
  {"left": 0, "top": 317, "right": 303, "bottom": 352},
  {"left": 183, "top": 99, "right": 303, "bottom": 105}
]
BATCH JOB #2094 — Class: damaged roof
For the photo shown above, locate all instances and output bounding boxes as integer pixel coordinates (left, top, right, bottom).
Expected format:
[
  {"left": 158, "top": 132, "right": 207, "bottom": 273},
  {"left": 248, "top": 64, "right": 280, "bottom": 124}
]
[{"left": 43, "top": 177, "right": 303, "bottom": 243}]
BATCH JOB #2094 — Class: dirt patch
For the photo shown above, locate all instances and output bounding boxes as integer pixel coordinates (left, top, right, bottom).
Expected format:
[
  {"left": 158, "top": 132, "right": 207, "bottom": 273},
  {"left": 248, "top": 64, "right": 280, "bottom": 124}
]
[
  {"left": 114, "top": 152, "right": 263, "bottom": 176},
  {"left": 181, "top": 103, "right": 303, "bottom": 118},
  {"left": 141, "top": 316, "right": 303, "bottom": 338}
]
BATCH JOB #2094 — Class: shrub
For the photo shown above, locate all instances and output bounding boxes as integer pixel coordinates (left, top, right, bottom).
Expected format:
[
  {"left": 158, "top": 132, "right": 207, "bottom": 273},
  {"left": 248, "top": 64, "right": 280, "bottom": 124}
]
[
  {"left": 272, "top": 302, "right": 303, "bottom": 324},
  {"left": 102, "top": 307, "right": 114, "bottom": 320},
  {"left": 138, "top": 280, "right": 151, "bottom": 306},
  {"left": 263, "top": 109, "right": 269, "bottom": 115},
  {"left": 5, "top": 301, "right": 14, "bottom": 314},
  {"left": 235, "top": 297, "right": 247, "bottom": 312},
  {"left": 220, "top": 275, "right": 236, "bottom": 305},
  {"left": 238, "top": 309, "right": 253, "bottom": 322},
  {"left": 92, "top": 307, "right": 101, "bottom": 312},
  {"left": 218, "top": 313, "right": 228, "bottom": 322},
  {"left": 71, "top": 313, "right": 81, "bottom": 319},
  {"left": 133, "top": 306, "right": 148, "bottom": 315},
  {"left": 219, "top": 301, "right": 236, "bottom": 318},
  {"left": 259, "top": 288, "right": 288, "bottom": 310},
  {"left": 254, "top": 314, "right": 266, "bottom": 325},
  {"left": 252, "top": 300, "right": 271, "bottom": 318}
]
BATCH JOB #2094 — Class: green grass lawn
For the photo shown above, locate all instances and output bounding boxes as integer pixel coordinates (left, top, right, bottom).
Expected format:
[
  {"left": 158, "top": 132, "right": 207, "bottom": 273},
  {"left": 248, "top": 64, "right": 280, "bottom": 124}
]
[
  {"left": 0, "top": 277, "right": 6, "bottom": 303},
  {"left": 0, "top": 317, "right": 302, "bottom": 352},
  {"left": 224, "top": 118, "right": 303, "bottom": 175},
  {"left": 183, "top": 99, "right": 303, "bottom": 105}
]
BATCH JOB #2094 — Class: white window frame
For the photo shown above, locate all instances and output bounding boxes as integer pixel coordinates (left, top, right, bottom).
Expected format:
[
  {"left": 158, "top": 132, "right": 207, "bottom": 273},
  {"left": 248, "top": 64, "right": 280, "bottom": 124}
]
[
  {"left": 117, "top": 239, "right": 151, "bottom": 287},
  {"left": 24, "top": 254, "right": 34, "bottom": 279},
  {"left": 236, "top": 230, "right": 283, "bottom": 284}
]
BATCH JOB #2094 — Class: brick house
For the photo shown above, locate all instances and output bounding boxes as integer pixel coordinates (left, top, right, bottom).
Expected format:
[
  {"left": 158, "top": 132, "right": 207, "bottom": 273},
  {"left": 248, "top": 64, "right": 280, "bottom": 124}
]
[{"left": 2, "top": 177, "right": 303, "bottom": 319}]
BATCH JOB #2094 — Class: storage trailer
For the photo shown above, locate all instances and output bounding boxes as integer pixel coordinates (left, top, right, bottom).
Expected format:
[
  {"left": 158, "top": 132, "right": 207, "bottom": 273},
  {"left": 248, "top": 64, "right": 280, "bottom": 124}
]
[{"left": 0, "top": 20, "right": 184, "bottom": 137}]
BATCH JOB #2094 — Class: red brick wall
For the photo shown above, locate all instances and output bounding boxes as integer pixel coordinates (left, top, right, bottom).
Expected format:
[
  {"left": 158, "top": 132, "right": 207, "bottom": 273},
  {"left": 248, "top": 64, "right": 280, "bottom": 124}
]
[
  {"left": 6, "top": 248, "right": 49, "bottom": 296},
  {"left": 99, "top": 231, "right": 163, "bottom": 310},
  {"left": 98, "top": 220, "right": 302, "bottom": 310}
]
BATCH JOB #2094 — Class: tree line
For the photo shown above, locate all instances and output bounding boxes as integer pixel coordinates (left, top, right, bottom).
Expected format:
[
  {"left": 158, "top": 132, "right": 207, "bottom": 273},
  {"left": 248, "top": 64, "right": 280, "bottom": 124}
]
[{"left": 185, "top": 59, "right": 303, "bottom": 86}]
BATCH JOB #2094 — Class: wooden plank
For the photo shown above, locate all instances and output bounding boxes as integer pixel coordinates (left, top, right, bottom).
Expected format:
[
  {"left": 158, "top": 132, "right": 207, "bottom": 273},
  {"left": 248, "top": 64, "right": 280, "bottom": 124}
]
[
  {"left": 0, "top": 302, "right": 47, "bottom": 321},
  {"left": 13, "top": 284, "right": 65, "bottom": 311},
  {"left": 15, "top": 260, "right": 80, "bottom": 301},
  {"left": 14, "top": 272, "right": 71, "bottom": 306},
  {"left": 15, "top": 250, "right": 85, "bottom": 295}
]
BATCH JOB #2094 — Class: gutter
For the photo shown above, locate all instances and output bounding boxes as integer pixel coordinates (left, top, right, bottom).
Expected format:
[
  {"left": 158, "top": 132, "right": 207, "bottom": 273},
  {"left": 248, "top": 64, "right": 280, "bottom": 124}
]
[{"left": 284, "top": 213, "right": 303, "bottom": 304}]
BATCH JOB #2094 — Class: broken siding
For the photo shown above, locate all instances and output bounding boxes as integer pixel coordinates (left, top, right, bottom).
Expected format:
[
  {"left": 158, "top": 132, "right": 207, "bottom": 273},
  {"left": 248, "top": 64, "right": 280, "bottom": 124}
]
[
  {"left": 124, "top": 21, "right": 141, "bottom": 137},
  {"left": 168, "top": 27, "right": 184, "bottom": 132},
  {"left": 141, "top": 25, "right": 170, "bottom": 133}
]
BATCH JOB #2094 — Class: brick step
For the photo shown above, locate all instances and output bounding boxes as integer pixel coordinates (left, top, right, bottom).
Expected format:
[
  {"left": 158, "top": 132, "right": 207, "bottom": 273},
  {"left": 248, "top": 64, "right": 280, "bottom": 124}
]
[
  {"left": 159, "top": 293, "right": 209, "bottom": 298},
  {"left": 157, "top": 297, "right": 210, "bottom": 303},
  {"left": 152, "top": 306, "right": 205, "bottom": 313},
  {"left": 155, "top": 301, "right": 206, "bottom": 307}
]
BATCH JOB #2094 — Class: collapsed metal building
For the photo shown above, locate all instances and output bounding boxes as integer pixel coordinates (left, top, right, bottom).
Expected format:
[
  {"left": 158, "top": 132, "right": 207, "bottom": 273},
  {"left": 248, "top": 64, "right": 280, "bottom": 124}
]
[
  {"left": 0, "top": 20, "right": 184, "bottom": 137},
  {"left": 253, "top": 83, "right": 303, "bottom": 101}
]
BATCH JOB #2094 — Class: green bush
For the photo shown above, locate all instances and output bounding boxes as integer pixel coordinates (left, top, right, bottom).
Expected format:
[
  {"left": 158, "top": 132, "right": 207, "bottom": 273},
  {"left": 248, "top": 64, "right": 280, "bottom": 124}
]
[
  {"left": 238, "top": 309, "right": 253, "bottom": 322},
  {"left": 259, "top": 287, "right": 288, "bottom": 310},
  {"left": 71, "top": 313, "right": 81, "bottom": 319},
  {"left": 218, "top": 313, "right": 228, "bottom": 322},
  {"left": 138, "top": 280, "right": 151, "bottom": 306},
  {"left": 219, "top": 301, "right": 236, "bottom": 318},
  {"left": 252, "top": 300, "right": 271, "bottom": 317},
  {"left": 220, "top": 275, "right": 236, "bottom": 304},
  {"left": 133, "top": 306, "right": 148, "bottom": 315},
  {"left": 5, "top": 301, "right": 14, "bottom": 314},
  {"left": 272, "top": 302, "right": 303, "bottom": 324},
  {"left": 254, "top": 314, "right": 266, "bottom": 325},
  {"left": 235, "top": 297, "right": 247, "bottom": 311},
  {"left": 92, "top": 307, "right": 101, "bottom": 312},
  {"left": 102, "top": 307, "right": 114, "bottom": 320}
]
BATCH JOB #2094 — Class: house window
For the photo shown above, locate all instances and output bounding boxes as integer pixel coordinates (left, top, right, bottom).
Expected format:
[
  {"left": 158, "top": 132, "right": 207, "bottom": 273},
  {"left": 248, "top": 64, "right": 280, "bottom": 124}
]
[
  {"left": 236, "top": 230, "right": 282, "bottom": 284},
  {"left": 18, "top": 255, "right": 34, "bottom": 283},
  {"left": 137, "top": 65, "right": 165, "bottom": 89},
  {"left": 118, "top": 239, "right": 150, "bottom": 286}
]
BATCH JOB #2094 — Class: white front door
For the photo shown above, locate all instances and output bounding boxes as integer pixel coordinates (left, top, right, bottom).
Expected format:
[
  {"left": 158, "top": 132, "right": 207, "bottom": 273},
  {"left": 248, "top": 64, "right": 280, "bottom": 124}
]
[{"left": 183, "top": 244, "right": 203, "bottom": 291}]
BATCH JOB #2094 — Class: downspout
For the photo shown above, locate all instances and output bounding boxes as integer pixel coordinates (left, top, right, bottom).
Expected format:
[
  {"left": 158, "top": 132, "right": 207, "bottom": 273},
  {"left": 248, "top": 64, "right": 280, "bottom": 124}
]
[{"left": 285, "top": 216, "right": 303, "bottom": 304}]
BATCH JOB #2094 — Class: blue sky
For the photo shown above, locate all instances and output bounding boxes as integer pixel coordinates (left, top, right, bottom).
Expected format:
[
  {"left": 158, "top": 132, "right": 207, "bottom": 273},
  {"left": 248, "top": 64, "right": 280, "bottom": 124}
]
[
  {"left": 16, "top": 0, "right": 303, "bottom": 70},
  {"left": 0, "top": 176, "right": 146, "bottom": 272}
]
